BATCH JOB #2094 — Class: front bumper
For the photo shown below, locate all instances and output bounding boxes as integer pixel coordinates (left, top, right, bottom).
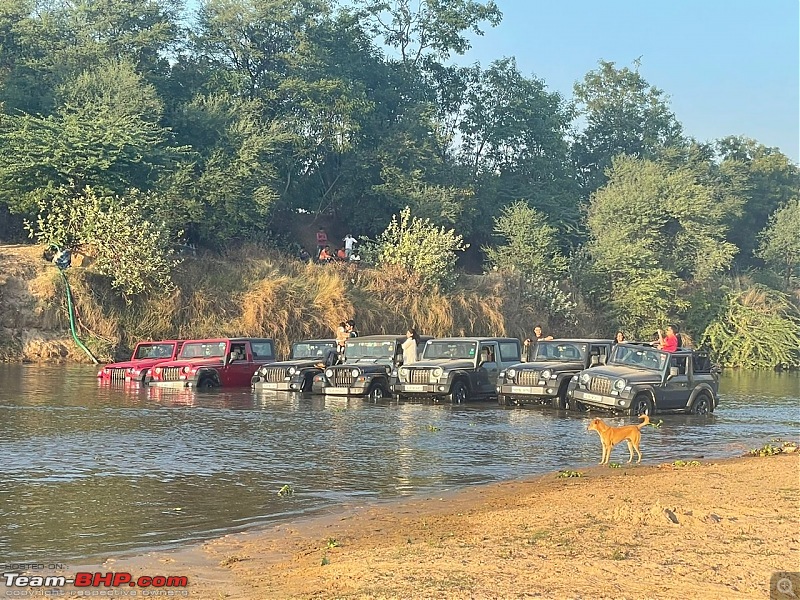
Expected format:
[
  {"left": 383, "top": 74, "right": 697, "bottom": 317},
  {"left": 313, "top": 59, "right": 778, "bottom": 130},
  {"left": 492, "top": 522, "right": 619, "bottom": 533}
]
[
  {"left": 393, "top": 382, "right": 450, "bottom": 395},
  {"left": 252, "top": 378, "right": 305, "bottom": 392},
  {"left": 498, "top": 383, "right": 558, "bottom": 402},
  {"left": 569, "top": 388, "right": 632, "bottom": 410},
  {"left": 148, "top": 380, "right": 192, "bottom": 389}
]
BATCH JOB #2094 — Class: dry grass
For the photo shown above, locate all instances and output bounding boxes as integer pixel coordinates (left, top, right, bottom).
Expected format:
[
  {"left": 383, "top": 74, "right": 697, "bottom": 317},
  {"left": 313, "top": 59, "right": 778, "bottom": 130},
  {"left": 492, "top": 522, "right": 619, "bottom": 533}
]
[{"left": 9, "top": 245, "right": 597, "bottom": 360}]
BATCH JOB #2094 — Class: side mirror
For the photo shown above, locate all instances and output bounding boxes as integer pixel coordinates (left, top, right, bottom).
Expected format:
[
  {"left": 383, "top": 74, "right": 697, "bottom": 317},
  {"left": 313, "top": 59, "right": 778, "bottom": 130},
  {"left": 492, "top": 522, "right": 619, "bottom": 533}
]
[
  {"left": 668, "top": 366, "right": 679, "bottom": 379},
  {"left": 223, "top": 353, "right": 230, "bottom": 366}
]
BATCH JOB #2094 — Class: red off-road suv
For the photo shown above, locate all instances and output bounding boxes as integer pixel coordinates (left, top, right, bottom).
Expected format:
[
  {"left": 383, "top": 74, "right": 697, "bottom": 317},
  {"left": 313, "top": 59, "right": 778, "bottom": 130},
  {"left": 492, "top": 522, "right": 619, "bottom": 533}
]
[
  {"left": 148, "top": 338, "right": 276, "bottom": 389},
  {"left": 97, "top": 340, "right": 184, "bottom": 384}
]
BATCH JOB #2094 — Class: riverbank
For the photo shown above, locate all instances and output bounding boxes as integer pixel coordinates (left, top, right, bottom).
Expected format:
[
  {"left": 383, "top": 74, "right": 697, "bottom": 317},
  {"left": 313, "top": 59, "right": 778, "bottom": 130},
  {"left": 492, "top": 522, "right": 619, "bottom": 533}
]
[{"left": 92, "top": 454, "right": 798, "bottom": 599}]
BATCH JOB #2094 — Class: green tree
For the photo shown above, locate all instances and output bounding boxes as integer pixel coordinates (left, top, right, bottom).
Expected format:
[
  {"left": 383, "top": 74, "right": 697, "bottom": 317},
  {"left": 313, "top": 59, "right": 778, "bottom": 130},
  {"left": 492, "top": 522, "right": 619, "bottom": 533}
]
[
  {"left": 587, "top": 155, "right": 737, "bottom": 336},
  {"left": 0, "top": 60, "right": 175, "bottom": 215},
  {"left": 715, "top": 137, "right": 800, "bottom": 266},
  {"left": 352, "top": 0, "right": 502, "bottom": 68},
  {"left": 361, "top": 206, "right": 467, "bottom": 288},
  {"left": 573, "top": 60, "right": 684, "bottom": 195},
  {"left": 27, "top": 186, "right": 181, "bottom": 298},
  {"left": 756, "top": 198, "right": 800, "bottom": 288},
  {"left": 702, "top": 285, "right": 800, "bottom": 369}
]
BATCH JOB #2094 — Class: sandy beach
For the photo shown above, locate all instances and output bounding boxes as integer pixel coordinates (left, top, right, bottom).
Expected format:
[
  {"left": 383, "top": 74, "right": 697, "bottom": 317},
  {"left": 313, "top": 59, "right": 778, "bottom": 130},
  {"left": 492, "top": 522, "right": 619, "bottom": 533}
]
[{"left": 88, "top": 453, "right": 800, "bottom": 600}]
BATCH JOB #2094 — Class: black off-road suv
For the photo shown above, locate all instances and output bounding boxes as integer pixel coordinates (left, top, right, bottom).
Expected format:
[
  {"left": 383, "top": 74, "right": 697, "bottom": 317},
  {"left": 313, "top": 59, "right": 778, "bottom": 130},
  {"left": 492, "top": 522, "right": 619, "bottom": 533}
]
[
  {"left": 566, "top": 342, "right": 720, "bottom": 415},
  {"left": 251, "top": 338, "right": 337, "bottom": 392},
  {"left": 311, "top": 334, "right": 431, "bottom": 400},
  {"left": 392, "top": 337, "right": 521, "bottom": 403},
  {"left": 497, "top": 339, "right": 614, "bottom": 408}
]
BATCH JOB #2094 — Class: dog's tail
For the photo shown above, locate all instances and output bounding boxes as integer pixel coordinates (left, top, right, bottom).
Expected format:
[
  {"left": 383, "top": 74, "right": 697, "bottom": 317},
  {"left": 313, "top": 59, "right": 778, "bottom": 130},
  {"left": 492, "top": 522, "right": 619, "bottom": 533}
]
[{"left": 637, "top": 413, "right": 651, "bottom": 429}]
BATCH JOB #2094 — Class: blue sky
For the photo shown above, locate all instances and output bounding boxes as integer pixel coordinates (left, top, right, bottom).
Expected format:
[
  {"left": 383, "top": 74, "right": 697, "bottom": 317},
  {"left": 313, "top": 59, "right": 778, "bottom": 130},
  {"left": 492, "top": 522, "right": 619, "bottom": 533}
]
[{"left": 456, "top": 0, "right": 799, "bottom": 162}]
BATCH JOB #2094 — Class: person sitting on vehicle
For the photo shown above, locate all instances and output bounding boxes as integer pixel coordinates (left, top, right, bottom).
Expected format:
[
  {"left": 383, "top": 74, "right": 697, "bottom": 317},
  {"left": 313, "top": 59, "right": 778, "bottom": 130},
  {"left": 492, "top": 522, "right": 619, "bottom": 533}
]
[
  {"left": 658, "top": 325, "right": 679, "bottom": 352},
  {"left": 613, "top": 331, "right": 625, "bottom": 345}
]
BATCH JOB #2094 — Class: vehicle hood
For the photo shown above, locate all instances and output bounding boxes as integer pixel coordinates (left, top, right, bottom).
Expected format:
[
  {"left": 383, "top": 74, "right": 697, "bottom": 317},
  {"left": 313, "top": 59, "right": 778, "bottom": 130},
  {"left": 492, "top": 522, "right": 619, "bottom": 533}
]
[
  {"left": 332, "top": 361, "right": 392, "bottom": 373},
  {"left": 584, "top": 365, "right": 662, "bottom": 383},
  {"left": 512, "top": 360, "right": 584, "bottom": 372},
  {"left": 101, "top": 359, "right": 164, "bottom": 370},
  {"left": 154, "top": 357, "right": 224, "bottom": 369},
  {"left": 267, "top": 359, "right": 322, "bottom": 368},
  {"left": 406, "top": 359, "right": 475, "bottom": 370}
]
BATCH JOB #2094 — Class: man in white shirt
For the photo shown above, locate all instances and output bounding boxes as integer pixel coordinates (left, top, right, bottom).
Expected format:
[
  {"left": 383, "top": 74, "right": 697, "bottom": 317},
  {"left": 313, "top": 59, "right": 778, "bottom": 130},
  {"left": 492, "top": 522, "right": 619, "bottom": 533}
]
[{"left": 343, "top": 234, "right": 357, "bottom": 259}]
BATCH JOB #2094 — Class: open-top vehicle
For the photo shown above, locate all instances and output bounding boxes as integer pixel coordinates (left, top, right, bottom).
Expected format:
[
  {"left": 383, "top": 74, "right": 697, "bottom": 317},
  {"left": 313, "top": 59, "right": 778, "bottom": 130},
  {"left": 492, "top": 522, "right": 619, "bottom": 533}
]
[
  {"left": 97, "top": 340, "right": 184, "bottom": 383},
  {"left": 393, "top": 337, "right": 521, "bottom": 403},
  {"left": 252, "top": 338, "right": 337, "bottom": 392},
  {"left": 497, "top": 339, "right": 614, "bottom": 408},
  {"left": 566, "top": 342, "right": 720, "bottom": 415},
  {"left": 148, "top": 338, "right": 276, "bottom": 389},
  {"left": 311, "top": 334, "right": 431, "bottom": 400}
]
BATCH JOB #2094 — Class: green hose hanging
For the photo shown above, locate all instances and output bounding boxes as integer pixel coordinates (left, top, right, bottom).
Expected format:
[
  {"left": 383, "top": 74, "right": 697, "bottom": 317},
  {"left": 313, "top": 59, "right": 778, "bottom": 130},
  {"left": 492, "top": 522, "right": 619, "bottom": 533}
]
[{"left": 58, "top": 268, "right": 99, "bottom": 365}]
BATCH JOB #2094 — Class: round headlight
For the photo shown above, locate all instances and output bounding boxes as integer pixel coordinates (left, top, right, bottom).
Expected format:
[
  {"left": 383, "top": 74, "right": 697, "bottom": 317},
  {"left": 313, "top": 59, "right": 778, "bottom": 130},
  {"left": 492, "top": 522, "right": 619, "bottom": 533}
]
[
  {"left": 183, "top": 366, "right": 190, "bottom": 373},
  {"left": 542, "top": 369, "right": 552, "bottom": 380},
  {"left": 325, "top": 368, "right": 334, "bottom": 378},
  {"left": 351, "top": 368, "right": 360, "bottom": 378},
  {"left": 154, "top": 367, "right": 161, "bottom": 374},
  {"left": 579, "top": 372, "right": 590, "bottom": 384},
  {"left": 614, "top": 378, "right": 626, "bottom": 391},
  {"left": 259, "top": 366, "right": 268, "bottom": 375},
  {"left": 507, "top": 368, "right": 516, "bottom": 379},
  {"left": 399, "top": 367, "right": 408, "bottom": 377},
  {"left": 433, "top": 367, "right": 443, "bottom": 378},
  {"left": 288, "top": 366, "right": 297, "bottom": 375}
]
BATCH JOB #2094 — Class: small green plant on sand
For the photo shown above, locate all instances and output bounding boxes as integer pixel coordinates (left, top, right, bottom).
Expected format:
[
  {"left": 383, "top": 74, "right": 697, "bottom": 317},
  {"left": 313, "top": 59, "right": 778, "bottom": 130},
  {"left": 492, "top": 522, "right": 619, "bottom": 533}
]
[
  {"left": 277, "top": 484, "right": 294, "bottom": 496},
  {"left": 612, "top": 549, "right": 627, "bottom": 560},
  {"left": 608, "top": 462, "right": 621, "bottom": 468},
  {"left": 326, "top": 538, "right": 340, "bottom": 549},
  {"left": 321, "top": 554, "right": 330, "bottom": 566},
  {"left": 672, "top": 460, "right": 702, "bottom": 467},
  {"left": 557, "top": 470, "right": 584, "bottom": 478},
  {"left": 749, "top": 444, "right": 781, "bottom": 457}
]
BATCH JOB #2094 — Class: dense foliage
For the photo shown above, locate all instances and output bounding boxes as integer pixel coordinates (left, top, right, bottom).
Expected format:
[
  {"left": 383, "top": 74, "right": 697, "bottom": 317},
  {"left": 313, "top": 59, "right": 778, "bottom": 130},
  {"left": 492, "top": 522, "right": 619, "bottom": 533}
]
[{"left": 0, "top": 0, "right": 797, "bottom": 367}]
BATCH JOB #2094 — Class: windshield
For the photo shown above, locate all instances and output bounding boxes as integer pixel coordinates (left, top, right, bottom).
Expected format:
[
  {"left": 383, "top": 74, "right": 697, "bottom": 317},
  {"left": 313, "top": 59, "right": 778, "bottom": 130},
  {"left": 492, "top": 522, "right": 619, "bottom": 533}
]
[
  {"left": 133, "top": 343, "right": 175, "bottom": 360},
  {"left": 344, "top": 340, "right": 396, "bottom": 360},
  {"left": 610, "top": 345, "right": 667, "bottom": 371},
  {"left": 422, "top": 341, "right": 478, "bottom": 360},
  {"left": 291, "top": 340, "right": 336, "bottom": 359},
  {"left": 532, "top": 342, "right": 587, "bottom": 362},
  {"left": 179, "top": 341, "right": 227, "bottom": 359}
]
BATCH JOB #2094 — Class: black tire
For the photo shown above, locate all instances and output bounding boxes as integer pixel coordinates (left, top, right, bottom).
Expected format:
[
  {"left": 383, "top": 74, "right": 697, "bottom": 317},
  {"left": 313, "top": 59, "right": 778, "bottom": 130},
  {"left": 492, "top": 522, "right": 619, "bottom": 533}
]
[
  {"left": 570, "top": 398, "right": 589, "bottom": 412},
  {"left": 629, "top": 394, "right": 653, "bottom": 416},
  {"left": 691, "top": 393, "right": 713, "bottom": 415},
  {"left": 196, "top": 376, "right": 219, "bottom": 390},
  {"left": 448, "top": 380, "right": 469, "bottom": 404},
  {"left": 368, "top": 382, "right": 388, "bottom": 401}
]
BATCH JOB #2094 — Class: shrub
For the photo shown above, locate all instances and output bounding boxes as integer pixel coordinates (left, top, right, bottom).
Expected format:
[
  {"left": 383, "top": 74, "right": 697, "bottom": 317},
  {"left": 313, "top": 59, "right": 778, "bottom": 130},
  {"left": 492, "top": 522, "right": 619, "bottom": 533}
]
[
  {"left": 360, "top": 206, "right": 467, "bottom": 289},
  {"left": 26, "top": 186, "right": 181, "bottom": 298},
  {"left": 702, "top": 285, "right": 800, "bottom": 369}
]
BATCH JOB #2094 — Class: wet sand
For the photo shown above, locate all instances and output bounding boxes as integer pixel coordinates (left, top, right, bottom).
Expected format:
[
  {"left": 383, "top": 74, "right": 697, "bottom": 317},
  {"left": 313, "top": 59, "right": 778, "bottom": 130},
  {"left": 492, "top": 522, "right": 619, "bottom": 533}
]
[{"left": 86, "top": 453, "right": 800, "bottom": 600}]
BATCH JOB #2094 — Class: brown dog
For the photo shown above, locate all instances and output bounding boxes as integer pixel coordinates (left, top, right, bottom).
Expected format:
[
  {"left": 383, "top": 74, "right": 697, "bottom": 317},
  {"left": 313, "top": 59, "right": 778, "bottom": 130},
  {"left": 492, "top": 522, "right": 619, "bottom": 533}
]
[{"left": 588, "top": 414, "right": 651, "bottom": 464}]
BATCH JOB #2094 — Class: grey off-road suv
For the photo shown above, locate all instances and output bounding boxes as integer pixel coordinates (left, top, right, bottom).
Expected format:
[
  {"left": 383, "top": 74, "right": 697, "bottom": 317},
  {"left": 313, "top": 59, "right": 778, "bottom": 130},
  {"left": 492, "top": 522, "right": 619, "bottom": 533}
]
[
  {"left": 566, "top": 342, "right": 720, "bottom": 415},
  {"left": 497, "top": 339, "right": 614, "bottom": 408},
  {"left": 392, "top": 337, "right": 521, "bottom": 403}
]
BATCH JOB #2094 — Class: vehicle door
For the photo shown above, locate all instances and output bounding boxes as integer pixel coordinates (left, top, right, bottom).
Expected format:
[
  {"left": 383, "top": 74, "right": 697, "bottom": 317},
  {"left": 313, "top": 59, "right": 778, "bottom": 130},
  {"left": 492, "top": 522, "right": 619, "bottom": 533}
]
[
  {"left": 476, "top": 343, "right": 500, "bottom": 395},
  {"left": 661, "top": 354, "right": 691, "bottom": 410},
  {"left": 224, "top": 341, "right": 251, "bottom": 386}
]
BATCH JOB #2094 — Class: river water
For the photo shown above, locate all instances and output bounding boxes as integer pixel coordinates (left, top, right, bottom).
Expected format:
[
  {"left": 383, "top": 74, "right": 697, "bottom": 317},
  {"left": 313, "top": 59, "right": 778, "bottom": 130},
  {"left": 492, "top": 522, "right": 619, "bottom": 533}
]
[{"left": 0, "top": 365, "right": 797, "bottom": 563}]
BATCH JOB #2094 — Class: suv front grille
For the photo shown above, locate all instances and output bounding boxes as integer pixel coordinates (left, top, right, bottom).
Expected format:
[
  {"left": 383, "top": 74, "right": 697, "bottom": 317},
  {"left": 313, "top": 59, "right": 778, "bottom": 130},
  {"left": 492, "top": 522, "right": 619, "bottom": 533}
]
[
  {"left": 408, "top": 369, "right": 433, "bottom": 384},
  {"left": 331, "top": 369, "right": 355, "bottom": 387},
  {"left": 261, "top": 367, "right": 288, "bottom": 383},
  {"left": 108, "top": 368, "right": 126, "bottom": 382},
  {"left": 161, "top": 367, "right": 182, "bottom": 382},
  {"left": 588, "top": 376, "right": 612, "bottom": 395},
  {"left": 517, "top": 371, "right": 540, "bottom": 386}
]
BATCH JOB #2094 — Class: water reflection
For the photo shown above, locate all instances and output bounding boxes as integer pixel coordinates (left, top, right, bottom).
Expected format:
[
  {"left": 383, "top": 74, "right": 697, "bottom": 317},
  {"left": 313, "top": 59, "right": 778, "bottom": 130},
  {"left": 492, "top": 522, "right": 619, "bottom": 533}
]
[{"left": 0, "top": 364, "right": 797, "bottom": 562}]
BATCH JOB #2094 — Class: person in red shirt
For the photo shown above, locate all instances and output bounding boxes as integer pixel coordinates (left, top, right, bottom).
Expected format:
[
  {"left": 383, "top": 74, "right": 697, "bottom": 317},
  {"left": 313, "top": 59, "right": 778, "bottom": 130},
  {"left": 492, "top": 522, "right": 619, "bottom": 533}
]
[
  {"left": 658, "top": 325, "right": 679, "bottom": 352},
  {"left": 318, "top": 246, "right": 334, "bottom": 262},
  {"left": 336, "top": 247, "right": 347, "bottom": 260},
  {"left": 315, "top": 227, "right": 328, "bottom": 260}
]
